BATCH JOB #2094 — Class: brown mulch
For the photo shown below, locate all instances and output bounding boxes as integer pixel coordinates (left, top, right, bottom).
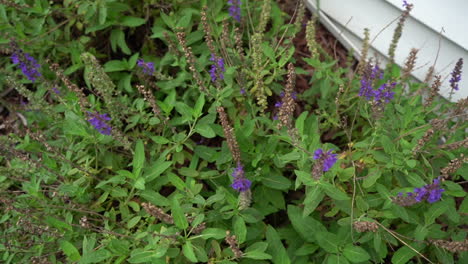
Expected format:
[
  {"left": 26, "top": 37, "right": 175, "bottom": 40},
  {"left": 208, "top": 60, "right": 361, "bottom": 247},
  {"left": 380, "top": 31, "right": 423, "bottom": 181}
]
[{"left": 277, "top": 0, "right": 355, "bottom": 95}]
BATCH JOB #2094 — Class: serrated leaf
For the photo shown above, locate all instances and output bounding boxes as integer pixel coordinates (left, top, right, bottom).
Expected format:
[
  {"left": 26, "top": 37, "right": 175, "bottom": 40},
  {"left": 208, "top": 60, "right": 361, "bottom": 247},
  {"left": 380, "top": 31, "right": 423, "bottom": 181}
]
[
  {"left": 193, "top": 94, "right": 205, "bottom": 118},
  {"left": 424, "top": 201, "right": 448, "bottom": 225},
  {"left": 144, "top": 159, "right": 172, "bottom": 181},
  {"left": 321, "top": 182, "right": 349, "bottom": 200},
  {"left": 244, "top": 251, "right": 272, "bottom": 260},
  {"left": 121, "top": 16, "right": 146, "bottom": 27},
  {"left": 128, "top": 249, "right": 166, "bottom": 263},
  {"left": 303, "top": 186, "right": 324, "bottom": 217},
  {"left": 201, "top": 228, "right": 226, "bottom": 239},
  {"left": 172, "top": 196, "right": 188, "bottom": 229},
  {"left": 133, "top": 139, "right": 145, "bottom": 176},
  {"left": 104, "top": 60, "right": 128, "bottom": 72},
  {"left": 195, "top": 123, "right": 216, "bottom": 138},
  {"left": 60, "top": 241, "right": 81, "bottom": 261},
  {"left": 414, "top": 225, "right": 428, "bottom": 241},
  {"left": 287, "top": 205, "right": 325, "bottom": 242},
  {"left": 262, "top": 174, "right": 291, "bottom": 190},
  {"left": 133, "top": 177, "right": 146, "bottom": 190},
  {"left": 316, "top": 231, "right": 340, "bottom": 253},
  {"left": 363, "top": 169, "right": 382, "bottom": 188},
  {"left": 127, "top": 216, "right": 141, "bottom": 229},
  {"left": 183, "top": 241, "right": 198, "bottom": 262},
  {"left": 266, "top": 225, "right": 290, "bottom": 264},
  {"left": 343, "top": 244, "right": 370, "bottom": 263},
  {"left": 391, "top": 245, "right": 423, "bottom": 264},
  {"left": 233, "top": 216, "right": 247, "bottom": 244}
]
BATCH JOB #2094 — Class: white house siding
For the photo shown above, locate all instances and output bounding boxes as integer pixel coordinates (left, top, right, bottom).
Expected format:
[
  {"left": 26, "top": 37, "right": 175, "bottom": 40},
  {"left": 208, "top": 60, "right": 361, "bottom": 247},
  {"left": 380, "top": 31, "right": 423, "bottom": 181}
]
[{"left": 305, "top": 0, "right": 468, "bottom": 102}]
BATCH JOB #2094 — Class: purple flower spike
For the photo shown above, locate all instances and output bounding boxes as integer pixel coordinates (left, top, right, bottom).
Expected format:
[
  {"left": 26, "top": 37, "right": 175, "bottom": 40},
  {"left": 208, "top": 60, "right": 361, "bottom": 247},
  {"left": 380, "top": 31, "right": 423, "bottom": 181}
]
[
  {"left": 449, "top": 58, "right": 463, "bottom": 91},
  {"left": 404, "top": 177, "right": 445, "bottom": 204},
  {"left": 137, "top": 59, "right": 155, "bottom": 75},
  {"left": 228, "top": 0, "right": 241, "bottom": 22},
  {"left": 359, "top": 63, "right": 397, "bottom": 104},
  {"left": 209, "top": 54, "right": 225, "bottom": 82},
  {"left": 87, "top": 111, "right": 112, "bottom": 135},
  {"left": 313, "top": 148, "right": 338, "bottom": 172},
  {"left": 232, "top": 177, "right": 251, "bottom": 192},
  {"left": 11, "top": 50, "right": 41, "bottom": 82},
  {"left": 231, "top": 163, "right": 251, "bottom": 192}
]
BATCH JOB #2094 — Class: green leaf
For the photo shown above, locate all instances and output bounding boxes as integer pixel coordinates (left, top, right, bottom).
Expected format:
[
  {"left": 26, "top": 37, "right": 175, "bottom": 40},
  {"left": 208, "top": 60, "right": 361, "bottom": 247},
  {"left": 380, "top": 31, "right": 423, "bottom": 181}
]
[
  {"left": 182, "top": 241, "right": 198, "bottom": 262},
  {"left": 193, "top": 94, "right": 205, "bottom": 118},
  {"left": 128, "top": 249, "right": 166, "bottom": 263},
  {"left": 140, "top": 190, "right": 170, "bottom": 207},
  {"left": 244, "top": 251, "right": 272, "bottom": 260},
  {"left": 303, "top": 186, "right": 324, "bottom": 217},
  {"left": 176, "top": 9, "right": 193, "bottom": 28},
  {"left": 121, "top": 16, "right": 146, "bottom": 27},
  {"left": 201, "top": 228, "right": 226, "bottom": 239},
  {"left": 327, "top": 254, "right": 350, "bottom": 264},
  {"left": 262, "top": 174, "right": 291, "bottom": 190},
  {"left": 133, "top": 177, "right": 146, "bottom": 190},
  {"left": 287, "top": 205, "right": 325, "bottom": 242},
  {"left": 127, "top": 216, "right": 141, "bottom": 229},
  {"left": 195, "top": 123, "right": 216, "bottom": 138},
  {"left": 45, "top": 216, "right": 72, "bottom": 231},
  {"left": 363, "top": 168, "right": 382, "bottom": 188},
  {"left": 144, "top": 159, "right": 172, "bottom": 181},
  {"left": 171, "top": 196, "right": 188, "bottom": 229},
  {"left": 294, "top": 244, "right": 318, "bottom": 256},
  {"left": 320, "top": 182, "right": 349, "bottom": 200},
  {"left": 424, "top": 201, "right": 448, "bottom": 225},
  {"left": 414, "top": 225, "right": 428, "bottom": 241},
  {"left": 179, "top": 167, "right": 199, "bottom": 177},
  {"left": 98, "top": 1, "right": 107, "bottom": 25},
  {"left": 316, "top": 231, "right": 340, "bottom": 253},
  {"left": 391, "top": 245, "right": 424, "bottom": 264},
  {"left": 405, "top": 159, "right": 417, "bottom": 168},
  {"left": 175, "top": 102, "right": 194, "bottom": 120},
  {"left": 380, "top": 135, "right": 395, "bottom": 154},
  {"left": 233, "top": 216, "right": 247, "bottom": 244},
  {"left": 343, "top": 244, "right": 370, "bottom": 263},
  {"left": 104, "top": 60, "right": 128, "bottom": 72},
  {"left": 133, "top": 140, "right": 145, "bottom": 177},
  {"left": 60, "top": 240, "right": 81, "bottom": 261},
  {"left": 266, "top": 225, "right": 291, "bottom": 264}
]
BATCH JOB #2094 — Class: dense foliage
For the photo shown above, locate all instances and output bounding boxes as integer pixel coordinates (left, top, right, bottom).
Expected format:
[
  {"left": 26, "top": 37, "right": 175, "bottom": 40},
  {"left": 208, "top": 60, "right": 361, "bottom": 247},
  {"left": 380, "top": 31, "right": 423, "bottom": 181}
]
[{"left": 0, "top": 0, "right": 467, "bottom": 263}]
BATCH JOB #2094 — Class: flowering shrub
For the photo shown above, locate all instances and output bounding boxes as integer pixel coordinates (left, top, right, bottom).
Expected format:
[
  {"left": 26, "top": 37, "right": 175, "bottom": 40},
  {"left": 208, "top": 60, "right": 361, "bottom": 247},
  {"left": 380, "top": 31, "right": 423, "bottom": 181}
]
[{"left": 0, "top": 0, "right": 466, "bottom": 263}]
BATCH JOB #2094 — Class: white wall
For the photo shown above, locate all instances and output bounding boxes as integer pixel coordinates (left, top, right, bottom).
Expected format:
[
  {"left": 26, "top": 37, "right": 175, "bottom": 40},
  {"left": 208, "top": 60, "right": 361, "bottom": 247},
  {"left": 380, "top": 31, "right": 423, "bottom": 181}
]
[{"left": 305, "top": 0, "right": 468, "bottom": 102}]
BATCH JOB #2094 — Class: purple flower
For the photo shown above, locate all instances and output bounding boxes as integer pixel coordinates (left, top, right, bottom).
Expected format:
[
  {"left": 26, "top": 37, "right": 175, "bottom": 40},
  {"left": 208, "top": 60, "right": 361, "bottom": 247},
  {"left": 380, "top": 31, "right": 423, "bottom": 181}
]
[
  {"left": 412, "top": 178, "right": 444, "bottom": 203},
  {"left": 231, "top": 164, "right": 251, "bottom": 192},
  {"left": 449, "top": 58, "right": 463, "bottom": 91},
  {"left": 52, "top": 87, "right": 60, "bottom": 94},
  {"left": 402, "top": 0, "right": 409, "bottom": 7},
  {"left": 87, "top": 111, "right": 112, "bottom": 135},
  {"left": 373, "top": 82, "right": 396, "bottom": 103},
  {"left": 209, "top": 54, "right": 225, "bottom": 82},
  {"left": 11, "top": 50, "right": 41, "bottom": 82},
  {"left": 359, "top": 64, "right": 380, "bottom": 99},
  {"left": 137, "top": 59, "right": 155, "bottom": 75},
  {"left": 228, "top": 0, "right": 241, "bottom": 22},
  {"left": 240, "top": 88, "right": 246, "bottom": 95},
  {"left": 359, "top": 64, "right": 397, "bottom": 104},
  {"left": 274, "top": 101, "right": 283, "bottom": 108},
  {"left": 313, "top": 148, "right": 338, "bottom": 172}
]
